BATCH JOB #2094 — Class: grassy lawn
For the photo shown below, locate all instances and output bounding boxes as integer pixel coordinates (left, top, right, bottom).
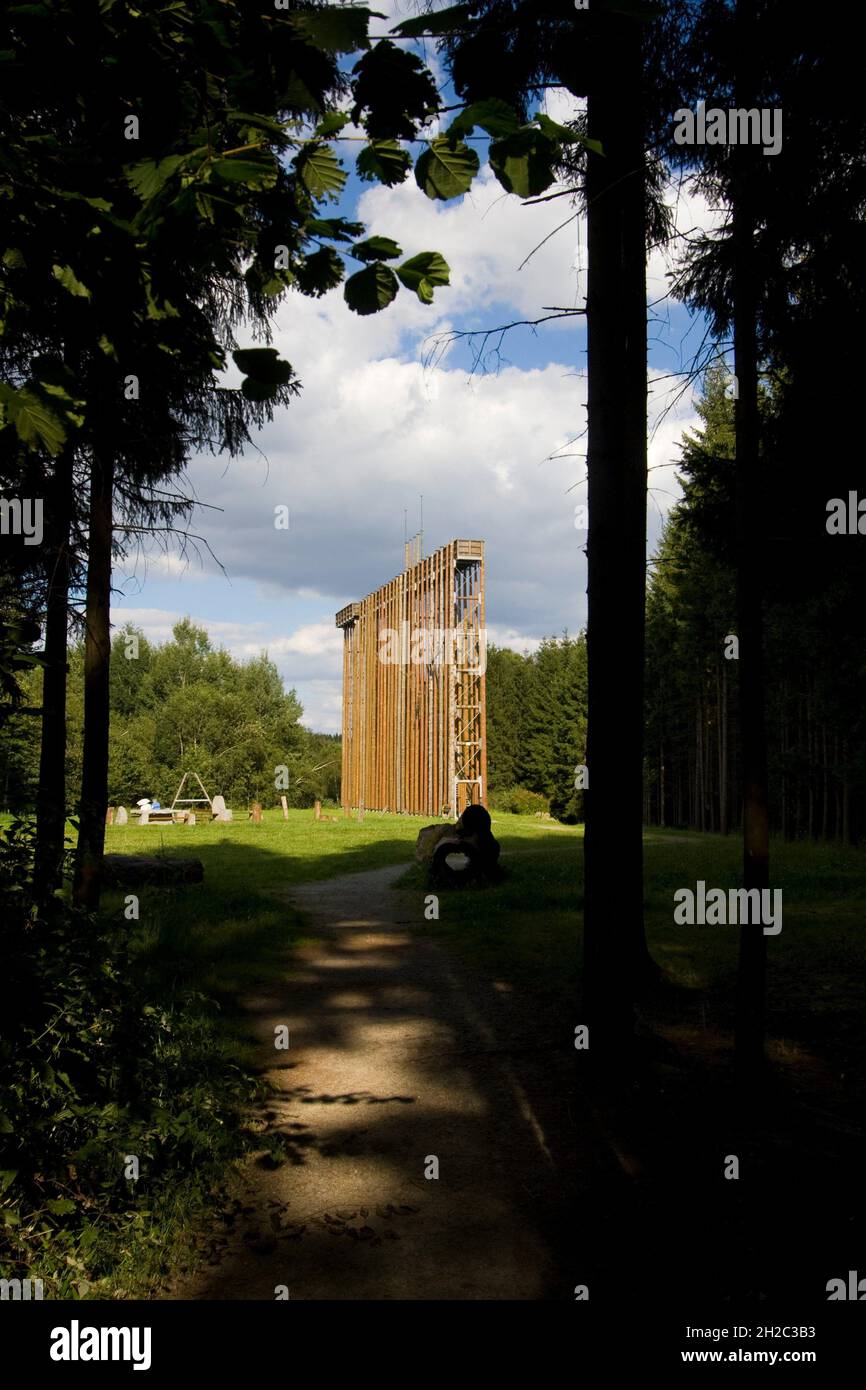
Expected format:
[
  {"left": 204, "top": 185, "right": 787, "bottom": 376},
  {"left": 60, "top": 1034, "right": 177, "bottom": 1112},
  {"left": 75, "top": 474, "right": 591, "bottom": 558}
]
[
  {"left": 103, "top": 808, "right": 574, "bottom": 993},
  {"left": 396, "top": 820, "right": 866, "bottom": 1108},
  {"left": 26, "top": 809, "right": 861, "bottom": 1297},
  {"left": 109, "top": 808, "right": 866, "bottom": 1095}
]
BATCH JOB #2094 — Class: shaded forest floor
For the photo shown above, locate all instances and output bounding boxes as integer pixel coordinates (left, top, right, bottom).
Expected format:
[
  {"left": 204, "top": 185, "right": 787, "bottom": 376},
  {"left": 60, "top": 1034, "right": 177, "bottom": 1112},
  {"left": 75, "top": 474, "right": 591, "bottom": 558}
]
[{"left": 87, "top": 814, "right": 866, "bottom": 1298}]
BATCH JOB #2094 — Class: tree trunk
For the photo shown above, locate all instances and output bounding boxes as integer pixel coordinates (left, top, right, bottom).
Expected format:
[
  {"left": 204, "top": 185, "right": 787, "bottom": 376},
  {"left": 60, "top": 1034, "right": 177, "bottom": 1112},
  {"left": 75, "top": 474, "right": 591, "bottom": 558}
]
[
  {"left": 73, "top": 455, "right": 114, "bottom": 909},
  {"left": 780, "top": 693, "right": 787, "bottom": 840},
  {"left": 732, "top": 2, "right": 769, "bottom": 1079},
  {"left": 583, "top": 10, "right": 653, "bottom": 1065},
  {"left": 34, "top": 448, "right": 75, "bottom": 904},
  {"left": 720, "top": 660, "right": 729, "bottom": 835}
]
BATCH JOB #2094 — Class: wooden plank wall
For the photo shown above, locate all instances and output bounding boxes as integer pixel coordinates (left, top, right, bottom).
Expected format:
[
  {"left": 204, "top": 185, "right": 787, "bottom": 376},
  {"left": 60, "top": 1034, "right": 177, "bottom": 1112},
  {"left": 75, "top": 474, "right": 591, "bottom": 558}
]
[{"left": 338, "top": 540, "right": 486, "bottom": 816}]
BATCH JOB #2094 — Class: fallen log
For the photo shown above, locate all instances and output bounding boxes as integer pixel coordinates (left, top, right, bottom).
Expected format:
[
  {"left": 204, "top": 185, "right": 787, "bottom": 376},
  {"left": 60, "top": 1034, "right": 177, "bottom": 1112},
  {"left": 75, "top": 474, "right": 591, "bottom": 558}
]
[
  {"left": 415, "top": 822, "right": 453, "bottom": 862},
  {"left": 417, "top": 803, "right": 501, "bottom": 886},
  {"left": 102, "top": 855, "right": 204, "bottom": 887},
  {"left": 430, "top": 832, "right": 500, "bottom": 886}
]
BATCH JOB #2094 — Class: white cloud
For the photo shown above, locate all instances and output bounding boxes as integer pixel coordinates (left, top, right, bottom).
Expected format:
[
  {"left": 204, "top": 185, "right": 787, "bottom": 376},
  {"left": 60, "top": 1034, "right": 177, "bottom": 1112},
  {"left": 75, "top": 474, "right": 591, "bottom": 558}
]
[{"left": 116, "top": 143, "right": 720, "bottom": 729}]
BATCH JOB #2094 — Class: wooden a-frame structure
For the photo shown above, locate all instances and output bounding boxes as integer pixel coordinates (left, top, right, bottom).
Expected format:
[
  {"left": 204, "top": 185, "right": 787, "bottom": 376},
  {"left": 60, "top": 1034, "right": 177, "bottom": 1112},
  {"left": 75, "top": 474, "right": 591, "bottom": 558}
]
[{"left": 169, "top": 771, "right": 213, "bottom": 814}]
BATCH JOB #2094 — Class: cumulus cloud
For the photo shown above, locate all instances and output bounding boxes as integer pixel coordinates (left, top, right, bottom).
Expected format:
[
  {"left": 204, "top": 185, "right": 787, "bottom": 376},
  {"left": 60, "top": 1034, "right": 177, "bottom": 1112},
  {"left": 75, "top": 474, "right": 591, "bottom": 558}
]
[{"left": 115, "top": 112, "right": 721, "bottom": 729}]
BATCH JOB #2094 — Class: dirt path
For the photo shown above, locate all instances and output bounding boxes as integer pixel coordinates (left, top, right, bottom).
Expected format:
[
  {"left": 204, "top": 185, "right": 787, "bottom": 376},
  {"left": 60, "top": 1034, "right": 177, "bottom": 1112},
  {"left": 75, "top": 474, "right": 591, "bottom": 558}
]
[{"left": 164, "top": 863, "right": 568, "bottom": 1300}]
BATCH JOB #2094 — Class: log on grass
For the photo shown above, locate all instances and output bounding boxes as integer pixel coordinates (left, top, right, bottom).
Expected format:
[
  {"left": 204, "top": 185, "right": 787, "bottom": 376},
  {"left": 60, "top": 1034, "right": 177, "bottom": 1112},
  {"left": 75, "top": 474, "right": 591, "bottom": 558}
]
[
  {"left": 415, "top": 822, "right": 453, "bottom": 862},
  {"left": 430, "top": 833, "right": 499, "bottom": 886}
]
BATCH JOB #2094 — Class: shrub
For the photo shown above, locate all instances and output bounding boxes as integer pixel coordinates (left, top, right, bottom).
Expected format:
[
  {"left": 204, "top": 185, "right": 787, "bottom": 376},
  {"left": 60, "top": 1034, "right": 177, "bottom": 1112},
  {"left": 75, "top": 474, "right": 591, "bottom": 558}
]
[
  {"left": 0, "top": 816, "right": 255, "bottom": 1297},
  {"left": 488, "top": 786, "right": 550, "bottom": 816}
]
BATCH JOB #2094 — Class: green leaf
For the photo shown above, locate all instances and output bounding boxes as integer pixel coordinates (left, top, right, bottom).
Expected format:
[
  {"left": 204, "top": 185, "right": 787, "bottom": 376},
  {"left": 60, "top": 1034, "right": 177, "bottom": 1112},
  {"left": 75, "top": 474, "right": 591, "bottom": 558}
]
[
  {"left": 534, "top": 111, "right": 603, "bottom": 156},
  {"left": 125, "top": 155, "right": 185, "bottom": 201},
  {"left": 415, "top": 136, "right": 479, "bottom": 200},
  {"left": 52, "top": 189, "right": 113, "bottom": 212},
  {"left": 295, "top": 246, "right": 344, "bottom": 297},
  {"left": 0, "top": 1168, "right": 17, "bottom": 1191},
  {"left": 391, "top": 3, "right": 477, "bottom": 38},
  {"left": 3, "top": 248, "right": 25, "bottom": 269},
  {"left": 356, "top": 140, "right": 411, "bottom": 187},
  {"left": 281, "top": 73, "right": 322, "bottom": 116},
  {"left": 46, "top": 1197, "right": 76, "bottom": 1215},
  {"left": 534, "top": 112, "right": 581, "bottom": 145},
  {"left": 314, "top": 111, "right": 352, "bottom": 139},
  {"left": 259, "top": 274, "right": 290, "bottom": 298},
  {"left": 396, "top": 251, "right": 450, "bottom": 305},
  {"left": 51, "top": 264, "right": 90, "bottom": 298},
  {"left": 289, "top": 5, "right": 375, "bottom": 53},
  {"left": 449, "top": 99, "right": 520, "bottom": 140},
  {"left": 211, "top": 157, "right": 276, "bottom": 189},
  {"left": 351, "top": 236, "right": 403, "bottom": 263},
  {"left": 227, "top": 110, "right": 288, "bottom": 139},
  {"left": 488, "top": 128, "right": 558, "bottom": 198},
  {"left": 306, "top": 217, "right": 365, "bottom": 242},
  {"left": 295, "top": 145, "right": 347, "bottom": 201},
  {"left": 232, "top": 348, "right": 294, "bottom": 386},
  {"left": 212, "top": 151, "right": 277, "bottom": 188},
  {"left": 240, "top": 377, "right": 280, "bottom": 402},
  {"left": 344, "top": 262, "right": 399, "bottom": 315},
  {"left": 0, "top": 382, "right": 67, "bottom": 454},
  {"left": 351, "top": 40, "right": 439, "bottom": 141}
]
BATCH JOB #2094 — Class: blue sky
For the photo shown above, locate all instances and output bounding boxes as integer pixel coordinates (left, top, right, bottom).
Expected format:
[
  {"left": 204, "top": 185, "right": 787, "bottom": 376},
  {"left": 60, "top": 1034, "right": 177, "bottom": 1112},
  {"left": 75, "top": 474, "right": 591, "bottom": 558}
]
[{"left": 112, "top": 6, "right": 718, "bottom": 732}]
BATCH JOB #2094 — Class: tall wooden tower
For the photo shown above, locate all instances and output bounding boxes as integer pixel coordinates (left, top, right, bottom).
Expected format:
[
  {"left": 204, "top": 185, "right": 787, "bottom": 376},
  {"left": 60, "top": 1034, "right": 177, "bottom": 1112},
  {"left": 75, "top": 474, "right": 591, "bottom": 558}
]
[{"left": 336, "top": 539, "right": 487, "bottom": 817}]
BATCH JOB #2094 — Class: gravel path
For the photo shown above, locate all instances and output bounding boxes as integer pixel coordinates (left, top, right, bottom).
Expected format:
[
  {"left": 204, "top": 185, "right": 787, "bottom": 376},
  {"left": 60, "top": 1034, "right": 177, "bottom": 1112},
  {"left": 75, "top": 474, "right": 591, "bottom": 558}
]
[{"left": 163, "top": 863, "right": 569, "bottom": 1300}]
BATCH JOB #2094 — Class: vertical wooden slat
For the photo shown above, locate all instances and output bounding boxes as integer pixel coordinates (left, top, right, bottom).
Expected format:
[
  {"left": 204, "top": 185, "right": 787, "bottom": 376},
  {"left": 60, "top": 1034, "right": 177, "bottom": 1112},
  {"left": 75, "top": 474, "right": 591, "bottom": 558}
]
[{"left": 337, "top": 540, "right": 485, "bottom": 819}]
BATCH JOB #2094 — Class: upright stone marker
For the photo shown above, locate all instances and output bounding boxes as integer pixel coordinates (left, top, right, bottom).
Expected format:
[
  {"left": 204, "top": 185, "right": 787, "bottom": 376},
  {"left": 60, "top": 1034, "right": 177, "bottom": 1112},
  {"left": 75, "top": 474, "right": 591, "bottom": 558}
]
[{"left": 116, "top": 806, "right": 129, "bottom": 825}]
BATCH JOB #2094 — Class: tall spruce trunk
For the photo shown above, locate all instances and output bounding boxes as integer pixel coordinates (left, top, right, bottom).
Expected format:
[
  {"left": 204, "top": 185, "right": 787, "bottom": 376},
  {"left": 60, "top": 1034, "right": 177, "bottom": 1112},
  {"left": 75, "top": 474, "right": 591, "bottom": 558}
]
[
  {"left": 73, "top": 455, "right": 114, "bottom": 910},
  {"left": 583, "top": 11, "right": 653, "bottom": 1064},
  {"left": 732, "top": 1, "right": 770, "bottom": 1076},
  {"left": 34, "top": 448, "right": 75, "bottom": 903}
]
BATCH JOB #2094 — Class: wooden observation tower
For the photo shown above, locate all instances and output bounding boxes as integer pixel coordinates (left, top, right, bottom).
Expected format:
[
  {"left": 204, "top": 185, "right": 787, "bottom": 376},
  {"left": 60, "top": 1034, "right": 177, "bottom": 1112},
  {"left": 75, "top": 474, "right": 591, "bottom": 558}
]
[{"left": 336, "top": 538, "right": 487, "bottom": 817}]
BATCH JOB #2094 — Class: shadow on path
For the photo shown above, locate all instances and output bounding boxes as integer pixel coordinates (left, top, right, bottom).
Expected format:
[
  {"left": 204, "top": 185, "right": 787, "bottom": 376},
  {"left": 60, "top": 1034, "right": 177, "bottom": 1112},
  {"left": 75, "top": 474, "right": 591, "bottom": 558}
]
[{"left": 163, "top": 863, "right": 573, "bottom": 1300}]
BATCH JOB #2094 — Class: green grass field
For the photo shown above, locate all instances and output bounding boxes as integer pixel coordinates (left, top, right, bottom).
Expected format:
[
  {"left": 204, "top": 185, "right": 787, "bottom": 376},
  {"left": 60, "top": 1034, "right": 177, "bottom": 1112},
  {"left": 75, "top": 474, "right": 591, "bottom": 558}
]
[
  {"left": 8, "top": 809, "right": 862, "bottom": 1297},
  {"left": 108, "top": 808, "right": 866, "bottom": 1107}
]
